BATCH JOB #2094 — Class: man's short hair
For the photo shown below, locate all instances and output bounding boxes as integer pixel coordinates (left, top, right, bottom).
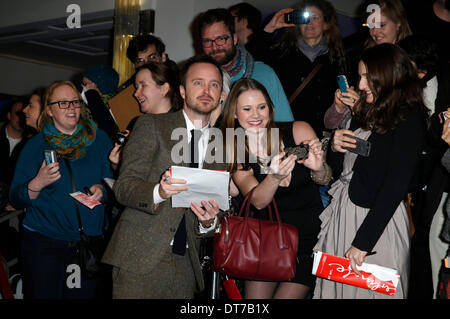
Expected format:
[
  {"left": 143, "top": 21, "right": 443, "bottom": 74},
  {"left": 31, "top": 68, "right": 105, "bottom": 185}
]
[
  {"left": 1, "top": 97, "right": 27, "bottom": 122},
  {"left": 198, "top": 8, "right": 235, "bottom": 38},
  {"left": 228, "top": 2, "right": 262, "bottom": 33},
  {"left": 126, "top": 34, "right": 166, "bottom": 64},
  {"left": 179, "top": 55, "right": 223, "bottom": 88}
]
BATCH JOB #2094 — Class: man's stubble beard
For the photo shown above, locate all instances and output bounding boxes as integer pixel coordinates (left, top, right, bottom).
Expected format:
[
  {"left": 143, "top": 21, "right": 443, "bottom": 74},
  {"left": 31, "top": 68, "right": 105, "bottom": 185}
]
[{"left": 184, "top": 94, "right": 220, "bottom": 116}]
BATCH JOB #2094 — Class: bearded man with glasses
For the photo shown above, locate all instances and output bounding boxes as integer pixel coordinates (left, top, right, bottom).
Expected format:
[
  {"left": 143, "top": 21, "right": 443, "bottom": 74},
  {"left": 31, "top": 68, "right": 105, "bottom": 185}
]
[{"left": 198, "top": 8, "right": 294, "bottom": 123}]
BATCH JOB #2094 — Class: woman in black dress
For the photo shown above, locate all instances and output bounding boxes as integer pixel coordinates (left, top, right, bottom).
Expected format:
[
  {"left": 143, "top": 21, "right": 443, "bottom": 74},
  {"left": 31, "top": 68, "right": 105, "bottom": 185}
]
[{"left": 220, "top": 78, "right": 331, "bottom": 298}]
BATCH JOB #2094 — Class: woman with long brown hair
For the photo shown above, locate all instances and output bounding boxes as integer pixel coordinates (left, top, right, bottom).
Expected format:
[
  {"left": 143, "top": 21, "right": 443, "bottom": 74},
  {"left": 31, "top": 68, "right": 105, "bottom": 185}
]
[
  {"left": 324, "top": 0, "right": 413, "bottom": 130},
  {"left": 313, "top": 43, "right": 428, "bottom": 299},
  {"left": 246, "top": 0, "right": 347, "bottom": 138}
]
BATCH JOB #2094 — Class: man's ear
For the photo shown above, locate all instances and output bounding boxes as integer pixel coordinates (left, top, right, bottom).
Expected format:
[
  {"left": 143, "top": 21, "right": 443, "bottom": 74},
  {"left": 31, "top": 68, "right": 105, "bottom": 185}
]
[
  {"left": 161, "top": 82, "right": 170, "bottom": 97},
  {"left": 220, "top": 91, "right": 227, "bottom": 105},
  {"left": 7, "top": 111, "right": 11, "bottom": 121},
  {"left": 179, "top": 84, "right": 186, "bottom": 101},
  {"left": 233, "top": 33, "right": 238, "bottom": 46},
  {"left": 162, "top": 53, "right": 167, "bottom": 63}
]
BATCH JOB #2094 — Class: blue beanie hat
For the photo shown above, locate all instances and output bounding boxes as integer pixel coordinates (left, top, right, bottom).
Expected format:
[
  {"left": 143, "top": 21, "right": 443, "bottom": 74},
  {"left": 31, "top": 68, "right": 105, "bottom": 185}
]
[{"left": 83, "top": 64, "right": 119, "bottom": 95}]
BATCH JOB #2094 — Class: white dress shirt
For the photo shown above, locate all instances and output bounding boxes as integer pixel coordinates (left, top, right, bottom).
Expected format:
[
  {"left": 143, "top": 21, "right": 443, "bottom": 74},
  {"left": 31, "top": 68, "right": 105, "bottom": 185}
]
[{"left": 152, "top": 110, "right": 217, "bottom": 232}]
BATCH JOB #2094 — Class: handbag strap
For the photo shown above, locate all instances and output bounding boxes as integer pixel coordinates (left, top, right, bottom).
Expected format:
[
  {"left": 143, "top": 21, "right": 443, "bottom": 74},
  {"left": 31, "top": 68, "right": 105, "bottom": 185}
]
[
  {"left": 64, "top": 158, "right": 84, "bottom": 234},
  {"left": 238, "top": 187, "right": 289, "bottom": 248},
  {"left": 288, "top": 63, "right": 323, "bottom": 104},
  {"left": 64, "top": 158, "right": 106, "bottom": 237},
  {"left": 240, "top": 187, "right": 282, "bottom": 222}
]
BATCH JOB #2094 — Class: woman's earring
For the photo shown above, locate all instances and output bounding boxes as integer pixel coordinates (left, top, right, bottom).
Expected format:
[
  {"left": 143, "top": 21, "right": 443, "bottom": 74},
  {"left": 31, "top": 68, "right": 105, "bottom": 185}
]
[{"left": 220, "top": 100, "right": 224, "bottom": 105}]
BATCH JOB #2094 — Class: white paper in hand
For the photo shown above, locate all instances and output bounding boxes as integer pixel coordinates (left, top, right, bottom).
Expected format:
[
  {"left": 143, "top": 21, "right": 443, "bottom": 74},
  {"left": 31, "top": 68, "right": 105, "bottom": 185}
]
[{"left": 170, "top": 166, "right": 230, "bottom": 211}]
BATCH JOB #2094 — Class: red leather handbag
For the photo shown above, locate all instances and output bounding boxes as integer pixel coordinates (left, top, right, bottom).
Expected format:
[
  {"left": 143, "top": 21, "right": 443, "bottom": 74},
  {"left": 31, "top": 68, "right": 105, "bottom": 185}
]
[{"left": 212, "top": 188, "right": 298, "bottom": 281}]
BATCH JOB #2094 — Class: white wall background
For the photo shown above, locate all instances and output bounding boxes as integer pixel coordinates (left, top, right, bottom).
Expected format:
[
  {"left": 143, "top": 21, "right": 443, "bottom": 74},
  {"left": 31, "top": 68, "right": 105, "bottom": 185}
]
[{"left": 0, "top": 0, "right": 362, "bottom": 96}]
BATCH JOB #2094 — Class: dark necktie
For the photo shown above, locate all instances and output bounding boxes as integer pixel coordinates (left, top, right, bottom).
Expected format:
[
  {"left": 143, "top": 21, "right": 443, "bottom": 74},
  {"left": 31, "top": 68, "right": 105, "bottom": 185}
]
[
  {"left": 189, "top": 129, "right": 202, "bottom": 168},
  {"left": 172, "top": 129, "right": 202, "bottom": 255}
]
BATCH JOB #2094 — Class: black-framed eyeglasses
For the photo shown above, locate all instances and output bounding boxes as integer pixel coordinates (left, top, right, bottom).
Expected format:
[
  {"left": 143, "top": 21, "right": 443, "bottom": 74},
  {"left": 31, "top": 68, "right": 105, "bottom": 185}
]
[
  {"left": 201, "top": 35, "right": 231, "bottom": 48},
  {"left": 134, "top": 53, "right": 161, "bottom": 65},
  {"left": 48, "top": 99, "right": 82, "bottom": 109}
]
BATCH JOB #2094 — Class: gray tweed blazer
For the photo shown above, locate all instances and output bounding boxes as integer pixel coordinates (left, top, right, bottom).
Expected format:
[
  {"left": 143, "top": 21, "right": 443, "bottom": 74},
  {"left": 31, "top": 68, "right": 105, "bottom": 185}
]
[{"left": 102, "top": 110, "right": 227, "bottom": 291}]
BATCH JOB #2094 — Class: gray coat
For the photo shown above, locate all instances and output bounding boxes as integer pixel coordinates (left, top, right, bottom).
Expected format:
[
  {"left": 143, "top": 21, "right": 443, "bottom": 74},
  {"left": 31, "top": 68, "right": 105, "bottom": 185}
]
[{"left": 102, "top": 110, "right": 227, "bottom": 292}]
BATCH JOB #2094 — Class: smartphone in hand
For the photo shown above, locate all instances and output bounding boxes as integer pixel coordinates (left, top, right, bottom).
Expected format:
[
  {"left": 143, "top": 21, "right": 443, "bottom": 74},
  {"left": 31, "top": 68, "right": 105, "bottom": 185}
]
[
  {"left": 284, "top": 143, "right": 309, "bottom": 160},
  {"left": 284, "top": 10, "right": 311, "bottom": 25},
  {"left": 337, "top": 75, "right": 349, "bottom": 93},
  {"left": 342, "top": 134, "right": 371, "bottom": 157},
  {"left": 44, "top": 150, "right": 57, "bottom": 165}
]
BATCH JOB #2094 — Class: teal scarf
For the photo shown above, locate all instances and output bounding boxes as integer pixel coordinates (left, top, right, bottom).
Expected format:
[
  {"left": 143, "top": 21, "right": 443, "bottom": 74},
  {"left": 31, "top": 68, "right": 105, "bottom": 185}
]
[{"left": 43, "top": 118, "right": 97, "bottom": 160}]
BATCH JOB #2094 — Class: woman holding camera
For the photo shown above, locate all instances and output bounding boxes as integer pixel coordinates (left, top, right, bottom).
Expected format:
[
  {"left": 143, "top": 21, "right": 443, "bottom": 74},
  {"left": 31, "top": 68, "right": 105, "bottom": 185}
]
[
  {"left": 9, "top": 81, "right": 113, "bottom": 299},
  {"left": 246, "top": 0, "right": 346, "bottom": 138},
  {"left": 221, "top": 78, "right": 331, "bottom": 299},
  {"left": 313, "top": 43, "right": 428, "bottom": 299}
]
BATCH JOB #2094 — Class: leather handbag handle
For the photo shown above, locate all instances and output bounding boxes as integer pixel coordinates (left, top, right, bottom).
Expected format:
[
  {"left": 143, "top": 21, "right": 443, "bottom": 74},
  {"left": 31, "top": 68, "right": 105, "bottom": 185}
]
[
  {"left": 237, "top": 187, "right": 289, "bottom": 249},
  {"left": 266, "top": 196, "right": 289, "bottom": 249}
]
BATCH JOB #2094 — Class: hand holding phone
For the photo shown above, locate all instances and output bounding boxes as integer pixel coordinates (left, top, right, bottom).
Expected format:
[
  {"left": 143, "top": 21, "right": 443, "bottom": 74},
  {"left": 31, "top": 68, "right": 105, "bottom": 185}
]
[
  {"left": 284, "top": 10, "right": 311, "bottom": 25},
  {"left": 44, "top": 150, "right": 57, "bottom": 165},
  {"left": 342, "top": 134, "right": 371, "bottom": 157},
  {"left": 439, "top": 111, "right": 450, "bottom": 126},
  {"left": 284, "top": 143, "right": 309, "bottom": 160},
  {"left": 337, "top": 75, "right": 349, "bottom": 93}
]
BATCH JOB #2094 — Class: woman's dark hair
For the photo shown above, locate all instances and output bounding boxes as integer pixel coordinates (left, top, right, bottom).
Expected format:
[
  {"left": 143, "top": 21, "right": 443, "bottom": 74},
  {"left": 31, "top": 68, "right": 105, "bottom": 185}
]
[
  {"left": 228, "top": 2, "right": 262, "bottom": 33},
  {"left": 220, "top": 78, "right": 282, "bottom": 173},
  {"left": 136, "top": 62, "right": 182, "bottom": 110},
  {"left": 30, "top": 87, "right": 46, "bottom": 106},
  {"left": 272, "top": 0, "right": 347, "bottom": 73},
  {"left": 353, "top": 43, "right": 428, "bottom": 134},
  {"left": 397, "top": 35, "right": 439, "bottom": 82}
]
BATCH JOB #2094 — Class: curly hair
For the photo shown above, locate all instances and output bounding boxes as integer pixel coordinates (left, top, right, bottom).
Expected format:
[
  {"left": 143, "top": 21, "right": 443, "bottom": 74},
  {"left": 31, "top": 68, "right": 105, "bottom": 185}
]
[{"left": 126, "top": 34, "right": 166, "bottom": 64}]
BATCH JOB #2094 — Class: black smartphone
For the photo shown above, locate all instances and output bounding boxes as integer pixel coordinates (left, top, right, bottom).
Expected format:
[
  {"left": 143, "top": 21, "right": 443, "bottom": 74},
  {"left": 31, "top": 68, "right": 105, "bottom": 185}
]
[
  {"left": 284, "top": 143, "right": 309, "bottom": 160},
  {"left": 342, "top": 134, "right": 371, "bottom": 157},
  {"left": 284, "top": 10, "right": 311, "bottom": 25},
  {"left": 116, "top": 131, "right": 128, "bottom": 145}
]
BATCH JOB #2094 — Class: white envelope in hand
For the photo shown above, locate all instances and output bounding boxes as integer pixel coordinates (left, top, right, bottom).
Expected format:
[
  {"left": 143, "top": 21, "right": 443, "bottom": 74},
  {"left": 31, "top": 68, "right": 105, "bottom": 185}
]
[{"left": 170, "top": 166, "right": 230, "bottom": 211}]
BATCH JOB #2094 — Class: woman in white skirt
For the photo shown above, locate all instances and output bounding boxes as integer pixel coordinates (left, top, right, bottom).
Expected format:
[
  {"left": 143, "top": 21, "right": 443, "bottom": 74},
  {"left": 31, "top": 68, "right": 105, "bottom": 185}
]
[{"left": 313, "top": 43, "right": 429, "bottom": 299}]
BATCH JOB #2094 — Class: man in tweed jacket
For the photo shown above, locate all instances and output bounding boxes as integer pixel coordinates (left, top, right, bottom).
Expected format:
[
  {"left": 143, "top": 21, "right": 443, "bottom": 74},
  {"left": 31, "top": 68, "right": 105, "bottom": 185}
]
[{"left": 102, "top": 55, "right": 227, "bottom": 298}]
